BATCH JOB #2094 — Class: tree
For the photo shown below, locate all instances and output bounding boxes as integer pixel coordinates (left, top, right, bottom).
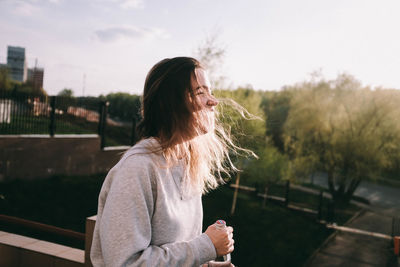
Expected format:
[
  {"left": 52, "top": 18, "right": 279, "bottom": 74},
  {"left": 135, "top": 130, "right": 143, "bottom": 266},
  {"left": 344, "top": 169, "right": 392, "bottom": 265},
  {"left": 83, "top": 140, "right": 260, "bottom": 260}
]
[
  {"left": 105, "top": 92, "right": 141, "bottom": 122},
  {"left": 58, "top": 88, "right": 74, "bottom": 97},
  {"left": 0, "top": 67, "right": 12, "bottom": 91},
  {"left": 194, "top": 32, "right": 227, "bottom": 89},
  {"left": 245, "top": 145, "right": 289, "bottom": 206},
  {"left": 284, "top": 74, "right": 400, "bottom": 206},
  {"left": 7, "top": 80, "right": 47, "bottom": 96},
  {"left": 214, "top": 87, "right": 266, "bottom": 152},
  {"left": 261, "top": 90, "right": 292, "bottom": 152}
]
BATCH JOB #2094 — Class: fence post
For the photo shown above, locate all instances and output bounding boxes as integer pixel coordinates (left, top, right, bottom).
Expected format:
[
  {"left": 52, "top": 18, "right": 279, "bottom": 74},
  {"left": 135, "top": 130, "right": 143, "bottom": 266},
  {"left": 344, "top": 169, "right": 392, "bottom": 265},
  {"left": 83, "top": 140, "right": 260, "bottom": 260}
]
[
  {"left": 393, "top": 217, "right": 400, "bottom": 237},
  {"left": 392, "top": 217, "right": 396, "bottom": 236},
  {"left": 317, "top": 190, "right": 323, "bottom": 221},
  {"left": 130, "top": 115, "right": 137, "bottom": 146},
  {"left": 393, "top": 217, "right": 395, "bottom": 237},
  {"left": 49, "top": 96, "right": 56, "bottom": 137},
  {"left": 327, "top": 200, "right": 335, "bottom": 223},
  {"left": 101, "top": 101, "right": 109, "bottom": 149},
  {"left": 98, "top": 101, "right": 109, "bottom": 150},
  {"left": 230, "top": 171, "right": 241, "bottom": 216},
  {"left": 97, "top": 101, "right": 104, "bottom": 136},
  {"left": 284, "top": 180, "right": 290, "bottom": 206}
]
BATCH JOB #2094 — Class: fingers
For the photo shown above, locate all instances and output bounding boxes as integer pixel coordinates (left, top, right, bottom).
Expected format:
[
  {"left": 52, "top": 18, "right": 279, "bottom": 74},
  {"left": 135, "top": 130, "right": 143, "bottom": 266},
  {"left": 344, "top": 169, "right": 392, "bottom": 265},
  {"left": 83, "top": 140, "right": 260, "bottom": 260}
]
[
  {"left": 224, "top": 234, "right": 233, "bottom": 245},
  {"left": 228, "top": 238, "right": 235, "bottom": 253},
  {"left": 222, "top": 237, "right": 234, "bottom": 254},
  {"left": 218, "top": 237, "right": 234, "bottom": 255},
  {"left": 205, "top": 222, "right": 235, "bottom": 256},
  {"left": 229, "top": 243, "right": 234, "bottom": 253},
  {"left": 224, "top": 227, "right": 234, "bottom": 252},
  {"left": 228, "top": 232, "right": 233, "bottom": 240}
]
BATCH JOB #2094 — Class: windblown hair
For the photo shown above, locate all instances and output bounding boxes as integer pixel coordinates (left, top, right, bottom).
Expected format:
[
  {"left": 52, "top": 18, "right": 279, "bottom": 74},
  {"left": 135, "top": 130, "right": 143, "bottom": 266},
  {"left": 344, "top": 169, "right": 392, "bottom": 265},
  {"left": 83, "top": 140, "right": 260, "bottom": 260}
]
[{"left": 137, "top": 57, "right": 254, "bottom": 195}]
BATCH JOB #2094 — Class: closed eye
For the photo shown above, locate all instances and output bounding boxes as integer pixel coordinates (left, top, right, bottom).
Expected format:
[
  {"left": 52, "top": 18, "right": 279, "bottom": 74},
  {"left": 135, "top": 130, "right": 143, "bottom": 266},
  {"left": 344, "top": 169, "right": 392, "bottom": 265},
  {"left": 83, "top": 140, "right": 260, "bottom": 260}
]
[
  {"left": 195, "top": 86, "right": 212, "bottom": 96},
  {"left": 195, "top": 87, "right": 205, "bottom": 95}
]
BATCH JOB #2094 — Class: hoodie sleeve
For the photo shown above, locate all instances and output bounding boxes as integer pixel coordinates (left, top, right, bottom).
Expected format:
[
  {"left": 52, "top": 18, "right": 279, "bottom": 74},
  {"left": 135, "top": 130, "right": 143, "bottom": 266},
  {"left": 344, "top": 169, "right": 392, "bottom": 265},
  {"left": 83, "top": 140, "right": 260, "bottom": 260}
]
[{"left": 93, "top": 157, "right": 217, "bottom": 267}]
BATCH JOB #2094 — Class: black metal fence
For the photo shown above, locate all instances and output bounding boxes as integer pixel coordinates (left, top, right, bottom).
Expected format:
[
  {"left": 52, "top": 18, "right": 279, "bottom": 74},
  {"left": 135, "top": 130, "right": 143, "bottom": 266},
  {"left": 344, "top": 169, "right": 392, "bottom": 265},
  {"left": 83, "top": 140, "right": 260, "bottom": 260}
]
[
  {"left": 0, "top": 90, "right": 138, "bottom": 148},
  {"left": 233, "top": 180, "right": 360, "bottom": 225}
]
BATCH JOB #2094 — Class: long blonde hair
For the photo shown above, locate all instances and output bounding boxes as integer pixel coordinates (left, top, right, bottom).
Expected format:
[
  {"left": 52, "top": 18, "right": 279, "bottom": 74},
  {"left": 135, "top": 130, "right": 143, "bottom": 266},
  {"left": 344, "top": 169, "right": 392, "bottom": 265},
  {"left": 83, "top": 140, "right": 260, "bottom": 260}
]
[{"left": 136, "top": 57, "right": 255, "bottom": 195}]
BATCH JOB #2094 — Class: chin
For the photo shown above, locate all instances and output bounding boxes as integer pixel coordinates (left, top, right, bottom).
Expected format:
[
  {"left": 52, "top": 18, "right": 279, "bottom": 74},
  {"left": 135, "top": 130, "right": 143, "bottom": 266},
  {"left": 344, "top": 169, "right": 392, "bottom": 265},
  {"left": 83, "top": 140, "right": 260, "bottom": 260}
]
[
  {"left": 194, "top": 112, "right": 215, "bottom": 135},
  {"left": 199, "top": 123, "right": 215, "bottom": 135}
]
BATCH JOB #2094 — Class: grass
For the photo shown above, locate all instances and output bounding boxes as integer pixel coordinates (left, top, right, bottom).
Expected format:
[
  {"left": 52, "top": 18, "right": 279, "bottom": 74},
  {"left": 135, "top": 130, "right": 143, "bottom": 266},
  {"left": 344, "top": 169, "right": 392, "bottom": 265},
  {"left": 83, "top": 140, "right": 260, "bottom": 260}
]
[
  {"left": 0, "top": 174, "right": 361, "bottom": 267},
  {"left": 0, "top": 115, "right": 97, "bottom": 135},
  {"left": 203, "top": 186, "right": 333, "bottom": 266},
  {"left": 104, "top": 124, "right": 132, "bottom": 147}
]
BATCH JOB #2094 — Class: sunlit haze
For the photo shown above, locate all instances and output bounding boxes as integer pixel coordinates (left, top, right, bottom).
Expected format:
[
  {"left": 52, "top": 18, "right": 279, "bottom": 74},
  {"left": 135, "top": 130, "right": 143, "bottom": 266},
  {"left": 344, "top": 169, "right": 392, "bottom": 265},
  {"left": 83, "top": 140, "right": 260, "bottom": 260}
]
[{"left": 1, "top": 0, "right": 400, "bottom": 96}]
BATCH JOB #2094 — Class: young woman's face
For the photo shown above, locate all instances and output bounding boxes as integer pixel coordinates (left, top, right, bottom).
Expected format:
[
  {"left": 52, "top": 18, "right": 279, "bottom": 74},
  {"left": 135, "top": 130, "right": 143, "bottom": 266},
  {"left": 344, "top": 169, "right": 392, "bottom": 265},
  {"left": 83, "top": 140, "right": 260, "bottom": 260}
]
[{"left": 191, "top": 68, "right": 219, "bottom": 133}]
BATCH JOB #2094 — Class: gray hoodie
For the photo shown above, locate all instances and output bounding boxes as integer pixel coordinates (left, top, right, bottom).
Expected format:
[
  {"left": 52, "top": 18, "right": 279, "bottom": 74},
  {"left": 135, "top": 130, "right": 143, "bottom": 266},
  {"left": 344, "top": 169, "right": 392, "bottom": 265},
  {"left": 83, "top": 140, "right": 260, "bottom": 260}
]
[{"left": 90, "top": 138, "right": 217, "bottom": 266}]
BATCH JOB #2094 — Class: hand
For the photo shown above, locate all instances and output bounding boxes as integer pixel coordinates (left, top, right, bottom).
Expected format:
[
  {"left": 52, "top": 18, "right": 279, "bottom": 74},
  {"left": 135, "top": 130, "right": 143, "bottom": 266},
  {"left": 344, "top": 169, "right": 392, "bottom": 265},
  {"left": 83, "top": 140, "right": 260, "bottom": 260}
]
[{"left": 205, "top": 223, "right": 234, "bottom": 257}]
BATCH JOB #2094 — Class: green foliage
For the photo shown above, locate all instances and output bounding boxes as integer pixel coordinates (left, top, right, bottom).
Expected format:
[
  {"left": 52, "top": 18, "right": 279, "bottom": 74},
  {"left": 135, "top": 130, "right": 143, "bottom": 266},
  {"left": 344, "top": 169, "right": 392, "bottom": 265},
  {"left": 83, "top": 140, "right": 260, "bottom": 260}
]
[
  {"left": 244, "top": 145, "right": 289, "bottom": 188},
  {"left": 261, "top": 90, "right": 292, "bottom": 152},
  {"left": 286, "top": 155, "right": 318, "bottom": 182},
  {"left": 104, "top": 92, "right": 141, "bottom": 122},
  {"left": 4, "top": 80, "right": 48, "bottom": 96},
  {"left": 0, "top": 67, "right": 12, "bottom": 90},
  {"left": 283, "top": 74, "right": 400, "bottom": 205},
  {"left": 57, "top": 88, "right": 74, "bottom": 97},
  {"left": 215, "top": 87, "right": 266, "bottom": 151},
  {"left": 214, "top": 87, "right": 290, "bottom": 188}
]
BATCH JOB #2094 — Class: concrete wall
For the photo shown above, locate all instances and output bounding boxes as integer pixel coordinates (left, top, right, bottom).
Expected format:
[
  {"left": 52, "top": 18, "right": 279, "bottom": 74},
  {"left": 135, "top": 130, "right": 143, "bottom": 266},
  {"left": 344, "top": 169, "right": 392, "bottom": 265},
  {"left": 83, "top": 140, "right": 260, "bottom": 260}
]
[
  {"left": 0, "top": 231, "right": 84, "bottom": 267},
  {"left": 0, "top": 216, "right": 98, "bottom": 267},
  {"left": 0, "top": 135, "right": 129, "bottom": 181}
]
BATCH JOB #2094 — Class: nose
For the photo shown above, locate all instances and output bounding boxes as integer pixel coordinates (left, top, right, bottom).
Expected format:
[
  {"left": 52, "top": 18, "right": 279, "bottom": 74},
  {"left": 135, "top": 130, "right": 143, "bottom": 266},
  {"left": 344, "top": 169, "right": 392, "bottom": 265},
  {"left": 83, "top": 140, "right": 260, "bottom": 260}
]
[{"left": 206, "top": 95, "right": 218, "bottom": 107}]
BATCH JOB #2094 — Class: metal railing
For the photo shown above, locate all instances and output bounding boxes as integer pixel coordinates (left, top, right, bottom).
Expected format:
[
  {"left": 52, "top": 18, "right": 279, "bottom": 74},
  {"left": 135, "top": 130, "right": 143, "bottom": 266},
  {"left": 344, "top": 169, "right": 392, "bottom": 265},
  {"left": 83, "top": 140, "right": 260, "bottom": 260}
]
[
  {"left": 0, "top": 214, "right": 85, "bottom": 241},
  {"left": 0, "top": 91, "right": 101, "bottom": 136},
  {"left": 0, "top": 90, "right": 139, "bottom": 148}
]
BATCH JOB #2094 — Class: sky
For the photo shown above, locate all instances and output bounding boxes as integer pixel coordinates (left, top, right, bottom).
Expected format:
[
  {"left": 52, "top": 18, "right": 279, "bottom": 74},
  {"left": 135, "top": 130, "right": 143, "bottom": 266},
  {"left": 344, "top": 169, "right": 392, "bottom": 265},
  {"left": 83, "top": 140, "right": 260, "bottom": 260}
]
[{"left": 1, "top": 0, "right": 400, "bottom": 96}]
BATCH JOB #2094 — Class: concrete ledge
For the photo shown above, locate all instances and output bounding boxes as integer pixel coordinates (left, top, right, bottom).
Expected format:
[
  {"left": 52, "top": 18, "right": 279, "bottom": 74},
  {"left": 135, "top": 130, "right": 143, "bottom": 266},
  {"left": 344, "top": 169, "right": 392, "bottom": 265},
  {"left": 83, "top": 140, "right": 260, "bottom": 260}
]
[
  {"left": 102, "top": 145, "right": 130, "bottom": 151},
  {"left": 85, "top": 216, "right": 97, "bottom": 267},
  {"left": 0, "top": 231, "right": 84, "bottom": 267}
]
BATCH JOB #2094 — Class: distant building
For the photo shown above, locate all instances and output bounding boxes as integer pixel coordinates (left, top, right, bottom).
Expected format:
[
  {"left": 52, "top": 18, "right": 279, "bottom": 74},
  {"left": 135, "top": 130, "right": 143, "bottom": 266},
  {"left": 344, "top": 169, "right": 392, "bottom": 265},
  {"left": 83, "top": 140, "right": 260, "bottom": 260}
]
[
  {"left": 7, "top": 46, "right": 27, "bottom": 82},
  {"left": 28, "top": 67, "right": 44, "bottom": 92}
]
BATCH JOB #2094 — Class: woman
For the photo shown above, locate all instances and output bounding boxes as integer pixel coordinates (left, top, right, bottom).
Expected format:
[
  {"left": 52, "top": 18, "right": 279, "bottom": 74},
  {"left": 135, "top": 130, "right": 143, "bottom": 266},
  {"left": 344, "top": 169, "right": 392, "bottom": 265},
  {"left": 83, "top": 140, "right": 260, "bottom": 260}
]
[{"left": 91, "top": 57, "right": 243, "bottom": 266}]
